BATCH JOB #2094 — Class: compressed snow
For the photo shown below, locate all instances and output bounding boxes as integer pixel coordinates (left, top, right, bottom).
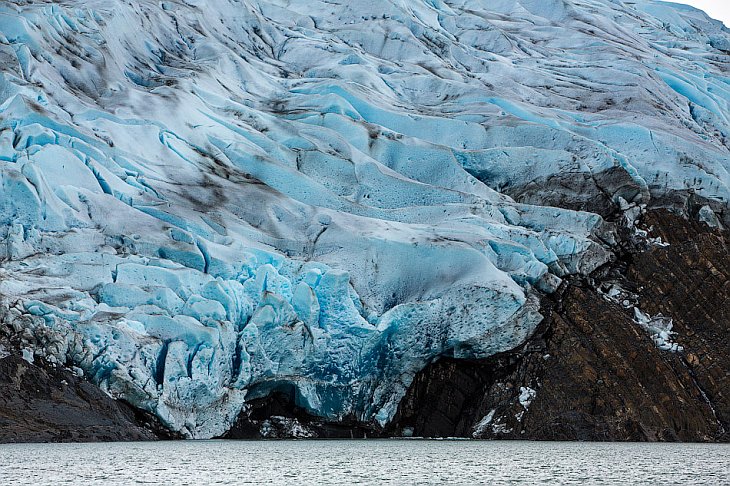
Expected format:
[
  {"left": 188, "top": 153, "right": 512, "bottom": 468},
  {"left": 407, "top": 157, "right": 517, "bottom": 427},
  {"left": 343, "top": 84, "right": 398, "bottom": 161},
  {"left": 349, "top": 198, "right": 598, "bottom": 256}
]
[
  {"left": 0, "top": 0, "right": 727, "bottom": 437},
  {"left": 490, "top": 422, "right": 513, "bottom": 435},
  {"left": 647, "top": 236, "right": 670, "bottom": 248},
  {"left": 698, "top": 206, "right": 722, "bottom": 229},
  {"left": 516, "top": 385, "right": 536, "bottom": 422},
  {"left": 21, "top": 348, "right": 34, "bottom": 364},
  {"left": 260, "top": 417, "right": 316, "bottom": 439},
  {"left": 473, "top": 407, "right": 512, "bottom": 436},
  {"left": 633, "top": 308, "right": 684, "bottom": 353},
  {"left": 473, "top": 409, "right": 497, "bottom": 437},
  {"left": 599, "top": 283, "right": 639, "bottom": 309},
  {"left": 519, "top": 387, "right": 537, "bottom": 409}
]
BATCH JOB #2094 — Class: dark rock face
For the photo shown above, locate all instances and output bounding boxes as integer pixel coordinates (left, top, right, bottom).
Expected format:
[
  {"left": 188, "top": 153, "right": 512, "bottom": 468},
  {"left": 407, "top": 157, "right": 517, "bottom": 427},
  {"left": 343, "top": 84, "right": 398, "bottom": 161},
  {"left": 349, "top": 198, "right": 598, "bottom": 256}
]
[
  {"left": 222, "top": 386, "right": 373, "bottom": 439},
  {"left": 0, "top": 353, "right": 173, "bottom": 443},
  {"left": 389, "top": 210, "right": 729, "bottom": 442},
  {"left": 630, "top": 211, "right": 730, "bottom": 439}
]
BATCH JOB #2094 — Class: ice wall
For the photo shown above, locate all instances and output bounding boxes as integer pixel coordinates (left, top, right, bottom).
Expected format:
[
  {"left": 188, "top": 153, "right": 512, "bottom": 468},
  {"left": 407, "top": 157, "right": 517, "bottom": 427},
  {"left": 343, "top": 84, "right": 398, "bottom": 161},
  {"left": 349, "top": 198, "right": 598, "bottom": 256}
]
[{"left": 0, "top": 0, "right": 727, "bottom": 437}]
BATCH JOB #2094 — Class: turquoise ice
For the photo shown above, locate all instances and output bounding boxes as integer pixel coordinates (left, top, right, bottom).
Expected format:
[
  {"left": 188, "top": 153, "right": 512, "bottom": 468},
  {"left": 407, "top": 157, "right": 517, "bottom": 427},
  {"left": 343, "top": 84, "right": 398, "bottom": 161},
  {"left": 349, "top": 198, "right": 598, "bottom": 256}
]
[{"left": 0, "top": 0, "right": 727, "bottom": 437}]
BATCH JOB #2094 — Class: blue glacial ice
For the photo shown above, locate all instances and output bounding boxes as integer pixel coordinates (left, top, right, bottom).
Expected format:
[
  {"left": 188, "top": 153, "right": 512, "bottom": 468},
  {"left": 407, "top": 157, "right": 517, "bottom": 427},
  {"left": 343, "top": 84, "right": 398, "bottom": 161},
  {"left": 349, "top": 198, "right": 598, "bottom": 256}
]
[{"left": 0, "top": 0, "right": 728, "bottom": 437}]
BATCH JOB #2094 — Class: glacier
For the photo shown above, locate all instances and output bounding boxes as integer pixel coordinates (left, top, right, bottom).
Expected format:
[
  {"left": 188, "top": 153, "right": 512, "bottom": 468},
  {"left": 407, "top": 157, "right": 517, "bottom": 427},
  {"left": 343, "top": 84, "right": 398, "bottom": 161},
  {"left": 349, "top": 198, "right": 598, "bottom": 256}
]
[{"left": 0, "top": 0, "right": 727, "bottom": 438}]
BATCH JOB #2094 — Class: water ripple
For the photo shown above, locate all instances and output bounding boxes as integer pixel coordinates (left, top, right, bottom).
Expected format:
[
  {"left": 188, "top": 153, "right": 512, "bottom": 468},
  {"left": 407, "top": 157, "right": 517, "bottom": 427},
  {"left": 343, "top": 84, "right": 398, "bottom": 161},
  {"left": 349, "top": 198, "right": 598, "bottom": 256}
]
[{"left": 0, "top": 440, "right": 728, "bottom": 485}]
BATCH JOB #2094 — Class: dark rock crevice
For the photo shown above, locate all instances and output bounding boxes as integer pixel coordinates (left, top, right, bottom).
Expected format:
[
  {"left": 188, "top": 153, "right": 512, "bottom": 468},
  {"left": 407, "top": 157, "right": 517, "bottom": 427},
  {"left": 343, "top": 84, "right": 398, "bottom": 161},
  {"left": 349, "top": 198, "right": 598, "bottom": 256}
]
[{"left": 222, "top": 387, "right": 374, "bottom": 439}]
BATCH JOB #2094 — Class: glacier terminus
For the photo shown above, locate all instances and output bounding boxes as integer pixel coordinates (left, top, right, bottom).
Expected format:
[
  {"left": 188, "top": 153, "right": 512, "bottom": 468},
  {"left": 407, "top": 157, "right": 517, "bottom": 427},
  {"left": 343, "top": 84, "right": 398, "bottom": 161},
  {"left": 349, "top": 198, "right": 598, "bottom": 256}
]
[{"left": 0, "top": 0, "right": 727, "bottom": 438}]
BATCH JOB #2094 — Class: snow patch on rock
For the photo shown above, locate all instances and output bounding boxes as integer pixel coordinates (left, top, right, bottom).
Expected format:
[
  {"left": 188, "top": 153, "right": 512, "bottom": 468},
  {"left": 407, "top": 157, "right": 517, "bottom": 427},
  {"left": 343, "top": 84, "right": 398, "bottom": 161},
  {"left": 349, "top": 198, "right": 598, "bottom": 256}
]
[
  {"left": 519, "top": 386, "right": 537, "bottom": 409},
  {"left": 633, "top": 308, "right": 684, "bottom": 353},
  {"left": 472, "top": 409, "right": 497, "bottom": 438}
]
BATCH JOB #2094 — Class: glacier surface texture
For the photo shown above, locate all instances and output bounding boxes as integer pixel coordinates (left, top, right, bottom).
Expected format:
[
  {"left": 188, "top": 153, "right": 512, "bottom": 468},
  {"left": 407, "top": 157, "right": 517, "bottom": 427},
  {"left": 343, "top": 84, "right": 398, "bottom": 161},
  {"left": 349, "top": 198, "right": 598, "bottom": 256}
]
[{"left": 0, "top": 0, "right": 727, "bottom": 437}]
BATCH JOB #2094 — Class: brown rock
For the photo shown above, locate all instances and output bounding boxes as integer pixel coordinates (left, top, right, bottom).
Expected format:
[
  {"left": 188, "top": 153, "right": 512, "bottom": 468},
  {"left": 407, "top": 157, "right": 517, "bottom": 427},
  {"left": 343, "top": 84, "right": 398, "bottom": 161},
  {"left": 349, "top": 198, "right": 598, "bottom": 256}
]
[
  {"left": 0, "top": 354, "right": 173, "bottom": 443},
  {"left": 389, "top": 209, "right": 729, "bottom": 442}
]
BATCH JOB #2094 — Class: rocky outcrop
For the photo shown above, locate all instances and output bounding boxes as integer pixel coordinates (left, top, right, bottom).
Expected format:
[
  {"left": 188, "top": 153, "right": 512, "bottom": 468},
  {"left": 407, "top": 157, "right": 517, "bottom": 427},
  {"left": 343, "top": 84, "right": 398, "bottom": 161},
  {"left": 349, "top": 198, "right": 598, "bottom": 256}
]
[
  {"left": 0, "top": 351, "right": 175, "bottom": 443},
  {"left": 389, "top": 209, "right": 729, "bottom": 442}
]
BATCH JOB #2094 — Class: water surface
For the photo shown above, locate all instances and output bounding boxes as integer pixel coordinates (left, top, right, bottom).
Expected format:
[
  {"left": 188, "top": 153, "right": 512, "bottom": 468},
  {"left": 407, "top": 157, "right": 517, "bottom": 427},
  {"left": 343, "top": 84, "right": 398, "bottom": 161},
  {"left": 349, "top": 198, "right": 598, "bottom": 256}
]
[{"left": 0, "top": 440, "right": 727, "bottom": 485}]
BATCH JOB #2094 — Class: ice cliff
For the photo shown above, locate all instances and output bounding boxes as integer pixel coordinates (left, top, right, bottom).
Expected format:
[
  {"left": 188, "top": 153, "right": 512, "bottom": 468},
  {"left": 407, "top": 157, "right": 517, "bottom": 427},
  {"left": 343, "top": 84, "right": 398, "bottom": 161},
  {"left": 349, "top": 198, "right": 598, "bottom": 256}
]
[{"left": 0, "top": 0, "right": 727, "bottom": 438}]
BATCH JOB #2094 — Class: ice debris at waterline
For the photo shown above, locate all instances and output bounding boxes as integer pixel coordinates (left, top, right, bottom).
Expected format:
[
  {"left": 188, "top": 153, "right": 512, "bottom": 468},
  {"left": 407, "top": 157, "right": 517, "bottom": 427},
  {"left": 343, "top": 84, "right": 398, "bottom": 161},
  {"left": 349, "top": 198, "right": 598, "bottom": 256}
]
[{"left": 0, "top": 0, "right": 728, "bottom": 438}]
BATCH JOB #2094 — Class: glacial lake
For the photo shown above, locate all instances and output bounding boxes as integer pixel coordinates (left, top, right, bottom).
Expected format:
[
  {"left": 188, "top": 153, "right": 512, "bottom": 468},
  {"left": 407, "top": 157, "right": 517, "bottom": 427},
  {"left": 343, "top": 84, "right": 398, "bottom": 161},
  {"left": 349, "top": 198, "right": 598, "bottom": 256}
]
[{"left": 0, "top": 440, "right": 727, "bottom": 485}]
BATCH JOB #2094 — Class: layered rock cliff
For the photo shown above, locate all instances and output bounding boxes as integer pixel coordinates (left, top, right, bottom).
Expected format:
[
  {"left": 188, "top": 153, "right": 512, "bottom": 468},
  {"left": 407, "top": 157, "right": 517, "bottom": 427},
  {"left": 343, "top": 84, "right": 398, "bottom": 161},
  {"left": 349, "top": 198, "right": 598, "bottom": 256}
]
[{"left": 392, "top": 209, "right": 729, "bottom": 442}]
